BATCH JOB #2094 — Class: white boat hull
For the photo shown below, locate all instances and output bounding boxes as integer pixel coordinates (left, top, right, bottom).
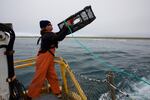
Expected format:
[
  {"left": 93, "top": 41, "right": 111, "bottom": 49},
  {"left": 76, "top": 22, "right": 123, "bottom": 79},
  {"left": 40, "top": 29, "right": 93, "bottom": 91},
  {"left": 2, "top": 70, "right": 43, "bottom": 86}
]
[{"left": 0, "top": 31, "right": 10, "bottom": 100}]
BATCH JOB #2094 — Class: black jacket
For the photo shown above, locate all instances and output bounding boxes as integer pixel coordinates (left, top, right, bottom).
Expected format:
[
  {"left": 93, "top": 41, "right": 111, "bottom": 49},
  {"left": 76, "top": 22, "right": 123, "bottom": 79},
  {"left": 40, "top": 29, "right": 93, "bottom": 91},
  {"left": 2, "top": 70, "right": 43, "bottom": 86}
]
[{"left": 39, "top": 27, "right": 68, "bottom": 52}]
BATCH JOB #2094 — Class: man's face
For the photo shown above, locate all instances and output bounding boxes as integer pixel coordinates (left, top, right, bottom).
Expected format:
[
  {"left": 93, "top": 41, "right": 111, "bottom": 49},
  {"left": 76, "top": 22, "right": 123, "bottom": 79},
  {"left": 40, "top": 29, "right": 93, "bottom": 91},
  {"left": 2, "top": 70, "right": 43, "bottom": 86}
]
[{"left": 45, "top": 23, "right": 53, "bottom": 32}]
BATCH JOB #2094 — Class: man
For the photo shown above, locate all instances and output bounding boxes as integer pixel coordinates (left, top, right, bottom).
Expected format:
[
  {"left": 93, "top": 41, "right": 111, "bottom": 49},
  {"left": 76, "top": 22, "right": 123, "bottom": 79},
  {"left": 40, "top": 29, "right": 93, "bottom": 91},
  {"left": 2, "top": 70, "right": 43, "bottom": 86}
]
[{"left": 27, "top": 20, "right": 68, "bottom": 99}]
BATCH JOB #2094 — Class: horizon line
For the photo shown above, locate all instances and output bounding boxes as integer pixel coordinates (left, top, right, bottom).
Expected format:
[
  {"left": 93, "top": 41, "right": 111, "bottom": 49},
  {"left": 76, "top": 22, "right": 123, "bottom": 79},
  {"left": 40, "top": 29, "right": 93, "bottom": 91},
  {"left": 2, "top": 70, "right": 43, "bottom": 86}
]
[{"left": 16, "top": 36, "right": 150, "bottom": 40}]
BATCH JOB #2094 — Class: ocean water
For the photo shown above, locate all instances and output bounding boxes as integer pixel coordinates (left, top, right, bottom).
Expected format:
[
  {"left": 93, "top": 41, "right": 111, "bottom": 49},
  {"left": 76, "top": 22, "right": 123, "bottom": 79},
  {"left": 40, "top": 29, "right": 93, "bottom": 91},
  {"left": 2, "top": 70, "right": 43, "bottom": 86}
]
[{"left": 14, "top": 37, "right": 150, "bottom": 100}]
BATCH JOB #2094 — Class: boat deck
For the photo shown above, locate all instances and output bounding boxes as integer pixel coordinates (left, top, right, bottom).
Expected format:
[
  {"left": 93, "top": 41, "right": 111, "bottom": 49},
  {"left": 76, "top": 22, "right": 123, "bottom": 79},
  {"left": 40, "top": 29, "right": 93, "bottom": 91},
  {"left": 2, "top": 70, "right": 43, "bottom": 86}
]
[{"left": 33, "top": 94, "right": 61, "bottom": 100}]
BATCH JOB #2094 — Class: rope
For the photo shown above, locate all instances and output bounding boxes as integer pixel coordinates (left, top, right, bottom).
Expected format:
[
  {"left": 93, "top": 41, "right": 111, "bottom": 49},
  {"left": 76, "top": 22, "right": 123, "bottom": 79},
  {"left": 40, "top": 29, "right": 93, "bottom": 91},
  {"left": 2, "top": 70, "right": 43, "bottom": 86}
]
[
  {"left": 73, "top": 70, "right": 135, "bottom": 100},
  {"left": 63, "top": 21, "right": 150, "bottom": 86},
  {"left": 106, "top": 81, "right": 129, "bottom": 97}
]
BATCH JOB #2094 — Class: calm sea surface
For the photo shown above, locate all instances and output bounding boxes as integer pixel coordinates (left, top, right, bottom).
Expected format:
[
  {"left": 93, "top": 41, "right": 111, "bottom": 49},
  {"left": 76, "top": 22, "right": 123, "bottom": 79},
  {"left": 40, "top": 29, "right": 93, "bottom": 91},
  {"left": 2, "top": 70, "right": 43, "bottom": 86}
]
[{"left": 14, "top": 38, "right": 150, "bottom": 100}]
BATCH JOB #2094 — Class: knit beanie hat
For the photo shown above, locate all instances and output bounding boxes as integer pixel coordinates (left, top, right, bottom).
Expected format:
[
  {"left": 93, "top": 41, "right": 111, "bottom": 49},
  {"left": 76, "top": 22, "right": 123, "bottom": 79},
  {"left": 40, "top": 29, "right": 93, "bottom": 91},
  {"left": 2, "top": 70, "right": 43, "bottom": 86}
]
[{"left": 39, "top": 20, "right": 50, "bottom": 29}]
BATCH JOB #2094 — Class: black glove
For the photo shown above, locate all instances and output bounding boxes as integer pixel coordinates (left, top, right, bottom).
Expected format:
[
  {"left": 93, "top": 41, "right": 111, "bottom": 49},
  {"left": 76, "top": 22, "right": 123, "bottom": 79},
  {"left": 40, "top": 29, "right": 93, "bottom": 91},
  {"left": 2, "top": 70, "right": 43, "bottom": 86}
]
[{"left": 61, "top": 25, "right": 70, "bottom": 35}]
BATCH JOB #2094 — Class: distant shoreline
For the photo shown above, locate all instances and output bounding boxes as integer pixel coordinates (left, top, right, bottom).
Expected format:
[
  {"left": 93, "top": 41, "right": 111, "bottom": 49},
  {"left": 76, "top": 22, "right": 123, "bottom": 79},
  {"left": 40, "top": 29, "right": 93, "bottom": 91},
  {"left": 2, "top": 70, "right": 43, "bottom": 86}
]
[{"left": 16, "top": 36, "right": 150, "bottom": 40}]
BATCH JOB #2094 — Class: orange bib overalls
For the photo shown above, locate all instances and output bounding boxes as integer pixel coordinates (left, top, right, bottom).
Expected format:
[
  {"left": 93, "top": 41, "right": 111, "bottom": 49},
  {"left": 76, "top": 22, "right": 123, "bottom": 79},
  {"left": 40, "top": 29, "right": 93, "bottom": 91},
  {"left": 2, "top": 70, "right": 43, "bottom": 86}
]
[{"left": 27, "top": 48, "right": 61, "bottom": 98}]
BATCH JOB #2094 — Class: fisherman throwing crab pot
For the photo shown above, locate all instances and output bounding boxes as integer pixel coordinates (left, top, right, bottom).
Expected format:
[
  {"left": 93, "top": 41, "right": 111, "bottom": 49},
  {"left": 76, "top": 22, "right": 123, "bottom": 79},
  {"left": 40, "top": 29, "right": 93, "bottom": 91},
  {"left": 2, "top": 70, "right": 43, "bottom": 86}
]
[{"left": 27, "top": 20, "right": 69, "bottom": 99}]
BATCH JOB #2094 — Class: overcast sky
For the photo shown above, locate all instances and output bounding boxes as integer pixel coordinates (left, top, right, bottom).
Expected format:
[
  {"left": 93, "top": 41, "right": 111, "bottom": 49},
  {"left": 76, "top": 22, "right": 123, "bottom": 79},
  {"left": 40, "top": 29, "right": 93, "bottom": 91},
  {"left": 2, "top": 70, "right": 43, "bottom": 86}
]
[{"left": 0, "top": 0, "right": 150, "bottom": 37}]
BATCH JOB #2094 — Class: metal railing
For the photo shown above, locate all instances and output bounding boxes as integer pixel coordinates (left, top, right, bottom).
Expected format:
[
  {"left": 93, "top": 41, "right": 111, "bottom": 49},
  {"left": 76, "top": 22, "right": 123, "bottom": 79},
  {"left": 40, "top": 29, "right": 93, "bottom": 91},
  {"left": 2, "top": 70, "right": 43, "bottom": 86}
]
[{"left": 15, "top": 57, "right": 87, "bottom": 100}]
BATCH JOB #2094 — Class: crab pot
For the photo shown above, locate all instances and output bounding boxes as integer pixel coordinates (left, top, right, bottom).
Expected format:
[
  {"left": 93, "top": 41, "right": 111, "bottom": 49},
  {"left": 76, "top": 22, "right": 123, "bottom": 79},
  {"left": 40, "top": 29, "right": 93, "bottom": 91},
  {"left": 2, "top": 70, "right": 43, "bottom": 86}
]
[{"left": 58, "top": 5, "right": 96, "bottom": 35}]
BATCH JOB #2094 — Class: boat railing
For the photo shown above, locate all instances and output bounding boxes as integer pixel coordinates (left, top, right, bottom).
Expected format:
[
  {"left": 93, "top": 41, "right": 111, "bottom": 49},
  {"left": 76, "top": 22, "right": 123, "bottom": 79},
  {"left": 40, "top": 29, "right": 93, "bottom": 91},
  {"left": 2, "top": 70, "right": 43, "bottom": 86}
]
[{"left": 15, "top": 57, "right": 87, "bottom": 100}]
